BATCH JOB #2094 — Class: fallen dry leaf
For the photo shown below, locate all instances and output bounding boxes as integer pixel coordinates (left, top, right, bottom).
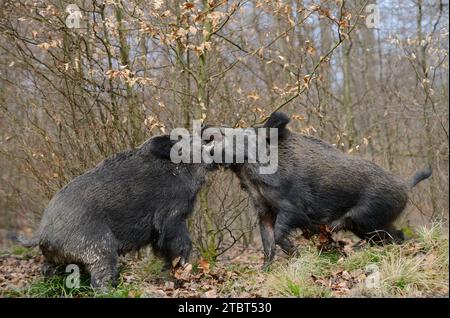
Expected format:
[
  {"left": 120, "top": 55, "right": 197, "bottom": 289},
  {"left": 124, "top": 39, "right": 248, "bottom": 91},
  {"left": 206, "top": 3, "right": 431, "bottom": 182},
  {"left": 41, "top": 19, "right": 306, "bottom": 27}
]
[
  {"left": 198, "top": 258, "right": 210, "bottom": 273},
  {"left": 204, "top": 289, "right": 217, "bottom": 298}
]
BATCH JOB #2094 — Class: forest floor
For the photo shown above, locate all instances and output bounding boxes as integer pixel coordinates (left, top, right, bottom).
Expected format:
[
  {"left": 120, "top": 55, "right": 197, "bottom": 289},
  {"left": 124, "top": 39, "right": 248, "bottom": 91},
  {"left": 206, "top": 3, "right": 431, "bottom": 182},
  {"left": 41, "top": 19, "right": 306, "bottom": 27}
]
[{"left": 0, "top": 224, "right": 448, "bottom": 298}]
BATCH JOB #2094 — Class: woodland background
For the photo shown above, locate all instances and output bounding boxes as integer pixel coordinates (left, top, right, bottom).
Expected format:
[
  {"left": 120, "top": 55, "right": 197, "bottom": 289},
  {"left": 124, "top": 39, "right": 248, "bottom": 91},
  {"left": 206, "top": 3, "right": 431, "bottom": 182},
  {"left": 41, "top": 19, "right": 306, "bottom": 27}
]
[{"left": 0, "top": 0, "right": 448, "bottom": 262}]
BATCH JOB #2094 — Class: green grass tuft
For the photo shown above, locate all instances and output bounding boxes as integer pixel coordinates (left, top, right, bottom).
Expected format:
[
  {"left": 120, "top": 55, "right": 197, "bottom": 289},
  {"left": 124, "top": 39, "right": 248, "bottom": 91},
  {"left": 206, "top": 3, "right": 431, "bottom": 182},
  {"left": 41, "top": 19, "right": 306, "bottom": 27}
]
[{"left": 27, "top": 274, "right": 93, "bottom": 298}]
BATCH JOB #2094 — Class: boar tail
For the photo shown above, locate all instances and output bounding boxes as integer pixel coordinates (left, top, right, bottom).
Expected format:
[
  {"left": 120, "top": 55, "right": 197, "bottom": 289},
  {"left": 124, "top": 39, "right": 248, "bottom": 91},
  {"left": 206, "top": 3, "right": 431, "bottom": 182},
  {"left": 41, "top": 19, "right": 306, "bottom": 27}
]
[
  {"left": 6, "top": 232, "right": 38, "bottom": 247},
  {"left": 408, "top": 165, "right": 432, "bottom": 189}
]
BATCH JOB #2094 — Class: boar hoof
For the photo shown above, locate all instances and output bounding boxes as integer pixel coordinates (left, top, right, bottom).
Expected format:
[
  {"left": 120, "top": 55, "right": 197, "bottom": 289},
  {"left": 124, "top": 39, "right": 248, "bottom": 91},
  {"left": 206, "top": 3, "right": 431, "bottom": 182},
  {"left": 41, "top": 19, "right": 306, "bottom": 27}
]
[
  {"left": 42, "top": 262, "right": 59, "bottom": 277},
  {"left": 261, "top": 262, "right": 272, "bottom": 272}
]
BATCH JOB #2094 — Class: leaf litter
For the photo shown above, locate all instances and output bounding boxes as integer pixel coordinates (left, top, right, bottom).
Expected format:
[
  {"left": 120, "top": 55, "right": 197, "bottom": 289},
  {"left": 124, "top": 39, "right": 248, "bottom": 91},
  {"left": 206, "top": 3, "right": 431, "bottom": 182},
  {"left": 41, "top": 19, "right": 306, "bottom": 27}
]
[{"left": 0, "top": 229, "right": 447, "bottom": 298}]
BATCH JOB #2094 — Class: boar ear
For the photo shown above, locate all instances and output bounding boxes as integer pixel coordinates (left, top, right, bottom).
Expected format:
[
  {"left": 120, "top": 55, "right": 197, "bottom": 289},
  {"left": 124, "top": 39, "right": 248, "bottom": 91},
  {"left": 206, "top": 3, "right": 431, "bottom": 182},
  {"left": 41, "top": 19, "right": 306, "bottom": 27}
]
[
  {"left": 149, "top": 135, "right": 176, "bottom": 160},
  {"left": 263, "top": 112, "right": 290, "bottom": 138}
]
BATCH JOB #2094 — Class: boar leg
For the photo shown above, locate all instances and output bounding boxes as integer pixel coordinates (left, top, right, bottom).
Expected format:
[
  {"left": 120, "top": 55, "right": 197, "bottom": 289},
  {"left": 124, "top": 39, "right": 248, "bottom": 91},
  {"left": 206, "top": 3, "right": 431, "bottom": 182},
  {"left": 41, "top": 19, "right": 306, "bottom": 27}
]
[
  {"left": 352, "top": 223, "right": 405, "bottom": 245},
  {"left": 159, "top": 220, "right": 192, "bottom": 269},
  {"left": 347, "top": 204, "right": 405, "bottom": 245},
  {"left": 41, "top": 260, "right": 60, "bottom": 277},
  {"left": 40, "top": 249, "right": 62, "bottom": 277},
  {"left": 273, "top": 213, "right": 297, "bottom": 255},
  {"left": 259, "top": 214, "right": 276, "bottom": 270},
  {"left": 88, "top": 255, "right": 119, "bottom": 292},
  {"left": 80, "top": 229, "right": 119, "bottom": 291},
  {"left": 273, "top": 202, "right": 317, "bottom": 255},
  {"left": 277, "top": 236, "right": 297, "bottom": 256}
]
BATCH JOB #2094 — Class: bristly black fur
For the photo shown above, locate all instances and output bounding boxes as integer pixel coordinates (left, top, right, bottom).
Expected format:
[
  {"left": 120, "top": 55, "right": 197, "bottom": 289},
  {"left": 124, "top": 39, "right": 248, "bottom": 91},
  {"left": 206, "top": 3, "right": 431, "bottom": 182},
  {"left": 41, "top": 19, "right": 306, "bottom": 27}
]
[
  {"left": 217, "top": 111, "right": 432, "bottom": 268},
  {"left": 264, "top": 112, "right": 290, "bottom": 139},
  {"left": 13, "top": 134, "right": 211, "bottom": 290},
  {"left": 148, "top": 135, "right": 176, "bottom": 160}
]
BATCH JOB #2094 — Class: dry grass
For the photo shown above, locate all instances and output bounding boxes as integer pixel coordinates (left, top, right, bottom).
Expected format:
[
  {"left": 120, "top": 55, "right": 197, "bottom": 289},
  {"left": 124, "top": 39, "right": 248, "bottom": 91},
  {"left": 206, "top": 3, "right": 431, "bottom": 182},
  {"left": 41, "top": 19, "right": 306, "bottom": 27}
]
[
  {"left": 1, "top": 224, "right": 448, "bottom": 298},
  {"left": 266, "top": 224, "right": 449, "bottom": 298}
]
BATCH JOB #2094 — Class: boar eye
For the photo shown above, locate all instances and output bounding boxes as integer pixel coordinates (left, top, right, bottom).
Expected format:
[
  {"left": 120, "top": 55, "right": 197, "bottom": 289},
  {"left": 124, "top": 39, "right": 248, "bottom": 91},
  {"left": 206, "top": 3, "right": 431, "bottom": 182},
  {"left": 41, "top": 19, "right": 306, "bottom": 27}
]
[{"left": 202, "top": 134, "right": 214, "bottom": 143}]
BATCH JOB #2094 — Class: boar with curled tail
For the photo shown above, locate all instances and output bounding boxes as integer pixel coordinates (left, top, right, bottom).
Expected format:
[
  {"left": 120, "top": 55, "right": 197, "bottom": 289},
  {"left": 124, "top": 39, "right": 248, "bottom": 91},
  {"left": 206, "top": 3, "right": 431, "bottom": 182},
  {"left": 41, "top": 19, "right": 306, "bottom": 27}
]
[
  {"left": 9, "top": 134, "right": 216, "bottom": 290},
  {"left": 209, "top": 112, "right": 432, "bottom": 269}
]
